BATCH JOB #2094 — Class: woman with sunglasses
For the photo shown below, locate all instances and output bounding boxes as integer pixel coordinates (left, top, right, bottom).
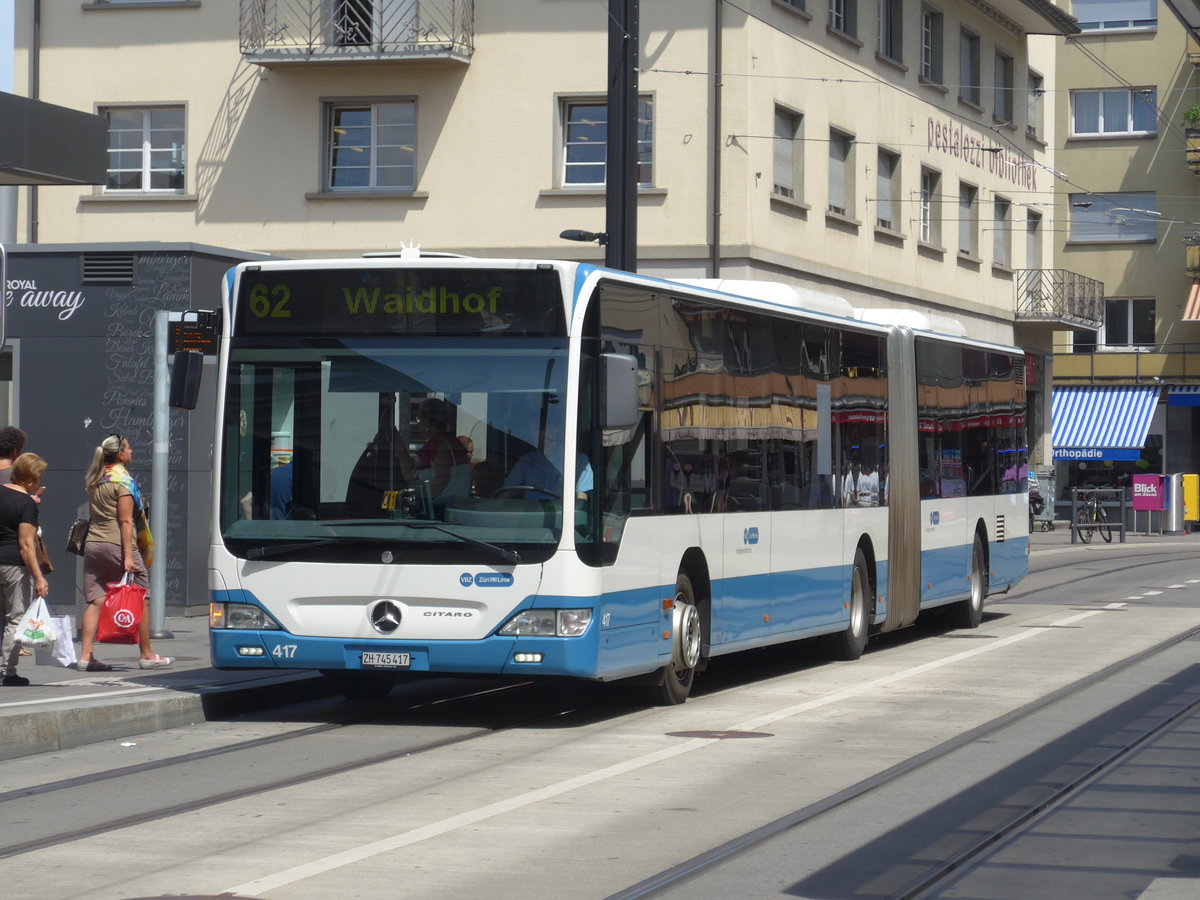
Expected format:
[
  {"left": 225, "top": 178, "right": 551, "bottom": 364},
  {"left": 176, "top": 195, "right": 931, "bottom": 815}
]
[{"left": 77, "top": 434, "right": 171, "bottom": 671}]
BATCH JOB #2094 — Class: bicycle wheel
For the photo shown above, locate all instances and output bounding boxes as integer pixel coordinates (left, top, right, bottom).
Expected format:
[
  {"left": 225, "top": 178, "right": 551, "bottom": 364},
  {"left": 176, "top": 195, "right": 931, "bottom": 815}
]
[
  {"left": 1097, "top": 506, "right": 1113, "bottom": 542},
  {"left": 1076, "top": 507, "right": 1093, "bottom": 543}
]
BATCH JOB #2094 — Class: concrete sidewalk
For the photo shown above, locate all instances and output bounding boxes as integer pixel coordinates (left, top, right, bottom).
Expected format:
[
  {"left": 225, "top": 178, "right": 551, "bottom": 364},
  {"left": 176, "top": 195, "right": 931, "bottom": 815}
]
[
  {"left": 1, "top": 524, "right": 1195, "bottom": 761},
  {"left": 0, "top": 615, "right": 330, "bottom": 761}
]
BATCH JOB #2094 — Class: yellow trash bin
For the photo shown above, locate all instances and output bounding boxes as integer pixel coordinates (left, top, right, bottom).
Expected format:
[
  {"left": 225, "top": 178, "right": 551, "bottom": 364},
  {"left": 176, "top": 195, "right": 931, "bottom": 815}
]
[{"left": 1184, "top": 473, "right": 1199, "bottom": 523}]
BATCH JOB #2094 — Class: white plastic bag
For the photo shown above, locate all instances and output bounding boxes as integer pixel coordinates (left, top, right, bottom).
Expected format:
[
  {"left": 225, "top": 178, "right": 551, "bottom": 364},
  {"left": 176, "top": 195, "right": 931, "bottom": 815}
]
[
  {"left": 14, "top": 596, "right": 56, "bottom": 650},
  {"left": 35, "top": 616, "right": 76, "bottom": 667}
]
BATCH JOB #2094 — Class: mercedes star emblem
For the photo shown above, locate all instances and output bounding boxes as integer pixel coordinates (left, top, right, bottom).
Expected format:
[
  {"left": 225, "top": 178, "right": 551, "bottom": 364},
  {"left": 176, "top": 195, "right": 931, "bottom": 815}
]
[{"left": 369, "top": 600, "right": 402, "bottom": 634}]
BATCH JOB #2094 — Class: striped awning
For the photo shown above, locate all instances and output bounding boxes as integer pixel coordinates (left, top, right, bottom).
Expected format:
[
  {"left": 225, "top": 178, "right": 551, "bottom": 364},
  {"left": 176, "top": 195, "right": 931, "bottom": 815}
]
[
  {"left": 1185, "top": 279, "right": 1200, "bottom": 321},
  {"left": 1168, "top": 385, "right": 1200, "bottom": 406},
  {"left": 1051, "top": 385, "right": 1160, "bottom": 461}
]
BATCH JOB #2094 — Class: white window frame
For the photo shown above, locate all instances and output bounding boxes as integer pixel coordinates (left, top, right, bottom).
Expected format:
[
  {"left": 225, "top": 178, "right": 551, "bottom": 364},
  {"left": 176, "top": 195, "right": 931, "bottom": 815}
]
[
  {"left": 561, "top": 96, "right": 654, "bottom": 188},
  {"left": 1070, "top": 89, "right": 1157, "bottom": 137},
  {"left": 919, "top": 167, "right": 941, "bottom": 245},
  {"left": 1068, "top": 192, "right": 1158, "bottom": 243},
  {"left": 830, "top": 0, "right": 857, "bottom": 37},
  {"left": 877, "top": 0, "right": 902, "bottom": 61},
  {"left": 958, "top": 181, "right": 978, "bottom": 257},
  {"left": 959, "top": 28, "right": 980, "bottom": 106},
  {"left": 325, "top": 99, "right": 417, "bottom": 192},
  {"left": 1027, "top": 71, "right": 1045, "bottom": 141},
  {"left": 920, "top": 6, "right": 943, "bottom": 84},
  {"left": 102, "top": 105, "right": 186, "bottom": 193},
  {"left": 875, "top": 148, "right": 899, "bottom": 230},
  {"left": 1072, "top": 0, "right": 1156, "bottom": 32},
  {"left": 773, "top": 106, "right": 803, "bottom": 201},
  {"left": 1103, "top": 297, "right": 1156, "bottom": 348}
]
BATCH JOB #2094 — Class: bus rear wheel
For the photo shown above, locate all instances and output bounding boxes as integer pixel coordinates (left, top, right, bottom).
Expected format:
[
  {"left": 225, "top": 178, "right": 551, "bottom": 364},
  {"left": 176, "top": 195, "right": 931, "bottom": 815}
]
[
  {"left": 828, "top": 548, "right": 870, "bottom": 660},
  {"left": 950, "top": 535, "right": 987, "bottom": 629},
  {"left": 645, "top": 572, "right": 702, "bottom": 705}
]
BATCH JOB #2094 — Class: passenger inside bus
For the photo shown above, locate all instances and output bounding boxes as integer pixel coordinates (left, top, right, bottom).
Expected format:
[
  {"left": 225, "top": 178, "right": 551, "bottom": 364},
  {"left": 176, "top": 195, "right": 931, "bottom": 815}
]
[{"left": 502, "top": 415, "right": 594, "bottom": 501}]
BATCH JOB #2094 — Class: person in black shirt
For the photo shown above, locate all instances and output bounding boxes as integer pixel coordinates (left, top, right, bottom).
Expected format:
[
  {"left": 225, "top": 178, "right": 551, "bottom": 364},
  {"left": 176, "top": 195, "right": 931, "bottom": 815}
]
[{"left": 0, "top": 453, "right": 49, "bottom": 686}]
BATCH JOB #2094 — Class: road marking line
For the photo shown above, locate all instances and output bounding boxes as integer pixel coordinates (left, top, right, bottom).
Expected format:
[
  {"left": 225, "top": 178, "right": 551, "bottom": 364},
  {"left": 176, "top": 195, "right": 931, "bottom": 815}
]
[
  {"left": 1105, "top": 603, "right": 1128, "bottom": 609},
  {"left": 223, "top": 609, "right": 1107, "bottom": 897},
  {"left": 1167, "top": 585, "right": 1187, "bottom": 589},
  {"left": 1144, "top": 590, "right": 1163, "bottom": 596}
]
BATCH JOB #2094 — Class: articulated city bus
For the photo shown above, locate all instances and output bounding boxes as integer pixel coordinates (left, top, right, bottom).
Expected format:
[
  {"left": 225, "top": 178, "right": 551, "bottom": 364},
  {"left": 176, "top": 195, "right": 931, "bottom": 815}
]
[{"left": 190, "top": 254, "right": 1029, "bottom": 702}]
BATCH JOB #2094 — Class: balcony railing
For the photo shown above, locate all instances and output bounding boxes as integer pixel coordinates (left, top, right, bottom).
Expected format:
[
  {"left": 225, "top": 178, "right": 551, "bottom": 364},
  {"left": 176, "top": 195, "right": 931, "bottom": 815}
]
[
  {"left": 240, "top": 0, "right": 474, "bottom": 64},
  {"left": 1051, "top": 342, "right": 1200, "bottom": 384},
  {"left": 1014, "top": 269, "right": 1104, "bottom": 331}
]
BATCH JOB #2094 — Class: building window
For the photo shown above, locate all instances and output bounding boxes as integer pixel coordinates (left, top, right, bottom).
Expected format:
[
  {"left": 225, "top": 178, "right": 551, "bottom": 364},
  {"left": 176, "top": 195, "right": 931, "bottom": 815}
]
[
  {"left": 1072, "top": 0, "right": 1156, "bottom": 32},
  {"left": 773, "top": 107, "right": 803, "bottom": 200},
  {"left": 562, "top": 97, "right": 654, "bottom": 187},
  {"left": 830, "top": 0, "right": 857, "bottom": 38},
  {"left": 875, "top": 149, "right": 899, "bottom": 230},
  {"left": 1078, "top": 298, "right": 1156, "bottom": 350},
  {"left": 1069, "top": 192, "right": 1158, "bottom": 243},
  {"left": 958, "top": 182, "right": 978, "bottom": 257},
  {"left": 920, "top": 7, "right": 943, "bottom": 84},
  {"left": 1071, "top": 89, "right": 1156, "bottom": 136},
  {"left": 1027, "top": 71, "right": 1045, "bottom": 140},
  {"left": 919, "top": 167, "right": 941, "bottom": 245},
  {"left": 326, "top": 101, "right": 416, "bottom": 191},
  {"left": 775, "top": 0, "right": 807, "bottom": 9},
  {"left": 993, "top": 197, "right": 1011, "bottom": 267},
  {"left": 103, "top": 106, "right": 185, "bottom": 192},
  {"left": 959, "top": 29, "right": 980, "bottom": 106},
  {"left": 1026, "top": 210, "right": 1043, "bottom": 270},
  {"left": 877, "top": 0, "right": 902, "bottom": 61},
  {"left": 994, "top": 51, "right": 1014, "bottom": 123},
  {"left": 828, "top": 129, "right": 854, "bottom": 216}
]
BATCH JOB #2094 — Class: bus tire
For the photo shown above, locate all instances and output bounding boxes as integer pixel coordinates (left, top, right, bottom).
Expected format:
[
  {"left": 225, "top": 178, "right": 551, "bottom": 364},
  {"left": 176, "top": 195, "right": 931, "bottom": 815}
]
[
  {"left": 828, "top": 548, "right": 870, "bottom": 661},
  {"left": 322, "top": 671, "right": 395, "bottom": 701},
  {"left": 645, "top": 572, "right": 702, "bottom": 705},
  {"left": 950, "top": 534, "right": 987, "bottom": 629}
]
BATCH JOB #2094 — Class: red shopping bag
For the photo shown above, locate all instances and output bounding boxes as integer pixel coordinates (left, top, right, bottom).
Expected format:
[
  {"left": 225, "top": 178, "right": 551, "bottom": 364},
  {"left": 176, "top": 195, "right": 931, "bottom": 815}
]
[{"left": 97, "top": 575, "right": 145, "bottom": 644}]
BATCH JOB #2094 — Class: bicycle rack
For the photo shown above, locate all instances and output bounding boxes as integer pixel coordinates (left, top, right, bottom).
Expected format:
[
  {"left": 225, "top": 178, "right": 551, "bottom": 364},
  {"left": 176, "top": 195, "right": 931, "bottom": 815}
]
[{"left": 1069, "top": 486, "right": 1129, "bottom": 545}]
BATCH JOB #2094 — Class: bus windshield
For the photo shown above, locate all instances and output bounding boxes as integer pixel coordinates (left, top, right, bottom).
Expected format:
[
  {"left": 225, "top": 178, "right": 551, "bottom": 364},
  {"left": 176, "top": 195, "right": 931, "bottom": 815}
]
[{"left": 220, "top": 336, "right": 582, "bottom": 565}]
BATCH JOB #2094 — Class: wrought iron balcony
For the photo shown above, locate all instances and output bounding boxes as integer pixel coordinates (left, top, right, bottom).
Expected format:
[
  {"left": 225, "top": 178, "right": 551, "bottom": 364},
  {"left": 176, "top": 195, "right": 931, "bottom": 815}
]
[
  {"left": 240, "top": 0, "right": 474, "bottom": 65},
  {"left": 1014, "top": 269, "right": 1104, "bottom": 332}
]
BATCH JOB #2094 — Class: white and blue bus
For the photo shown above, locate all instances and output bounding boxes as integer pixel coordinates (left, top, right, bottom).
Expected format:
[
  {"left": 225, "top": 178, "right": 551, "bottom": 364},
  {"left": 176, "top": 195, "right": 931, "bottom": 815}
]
[{"left": 191, "top": 254, "right": 1028, "bottom": 702}]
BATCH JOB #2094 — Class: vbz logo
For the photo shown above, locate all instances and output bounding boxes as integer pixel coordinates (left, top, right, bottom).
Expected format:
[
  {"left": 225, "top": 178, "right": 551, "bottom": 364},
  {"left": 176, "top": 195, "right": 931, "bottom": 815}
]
[
  {"left": 929, "top": 511, "right": 940, "bottom": 526},
  {"left": 743, "top": 527, "right": 759, "bottom": 545}
]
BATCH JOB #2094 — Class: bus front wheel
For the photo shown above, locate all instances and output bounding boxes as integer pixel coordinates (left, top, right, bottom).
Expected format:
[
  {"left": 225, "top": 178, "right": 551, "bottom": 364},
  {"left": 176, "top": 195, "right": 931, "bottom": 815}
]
[{"left": 645, "top": 572, "right": 702, "bottom": 705}]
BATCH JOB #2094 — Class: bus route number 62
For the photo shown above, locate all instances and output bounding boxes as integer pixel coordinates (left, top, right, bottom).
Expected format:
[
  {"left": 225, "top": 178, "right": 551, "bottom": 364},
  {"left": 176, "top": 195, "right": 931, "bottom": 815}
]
[{"left": 249, "top": 283, "right": 292, "bottom": 319}]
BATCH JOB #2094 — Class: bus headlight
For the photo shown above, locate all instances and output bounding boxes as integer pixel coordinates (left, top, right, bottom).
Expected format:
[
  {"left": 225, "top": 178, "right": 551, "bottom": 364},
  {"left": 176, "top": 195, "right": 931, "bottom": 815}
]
[
  {"left": 210, "top": 602, "right": 281, "bottom": 631},
  {"left": 498, "top": 608, "right": 592, "bottom": 637}
]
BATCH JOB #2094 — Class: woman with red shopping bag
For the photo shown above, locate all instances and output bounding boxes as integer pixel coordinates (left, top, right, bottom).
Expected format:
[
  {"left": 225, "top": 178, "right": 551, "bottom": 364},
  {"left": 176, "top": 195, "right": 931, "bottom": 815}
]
[{"left": 77, "top": 434, "right": 171, "bottom": 671}]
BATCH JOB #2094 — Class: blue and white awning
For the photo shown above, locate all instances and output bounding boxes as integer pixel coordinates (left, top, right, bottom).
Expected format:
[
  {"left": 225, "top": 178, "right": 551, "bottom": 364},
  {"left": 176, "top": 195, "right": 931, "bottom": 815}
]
[
  {"left": 1168, "top": 385, "right": 1200, "bottom": 406},
  {"left": 1051, "top": 385, "right": 1160, "bottom": 461}
]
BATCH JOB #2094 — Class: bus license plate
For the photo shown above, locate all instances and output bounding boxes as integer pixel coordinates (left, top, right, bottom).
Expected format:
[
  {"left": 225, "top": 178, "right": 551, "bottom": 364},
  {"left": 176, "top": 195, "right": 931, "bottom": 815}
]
[{"left": 361, "top": 651, "right": 411, "bottom": 669}]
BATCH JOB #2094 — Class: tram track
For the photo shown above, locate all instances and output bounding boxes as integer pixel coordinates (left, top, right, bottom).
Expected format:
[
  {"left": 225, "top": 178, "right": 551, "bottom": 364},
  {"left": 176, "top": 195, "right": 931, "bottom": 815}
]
[
  {"left": 606, "top": 623, "right": 1200, "bottom": 900},
  {"left": 0, "top": 677, "right": 585, "bottom": 861}
]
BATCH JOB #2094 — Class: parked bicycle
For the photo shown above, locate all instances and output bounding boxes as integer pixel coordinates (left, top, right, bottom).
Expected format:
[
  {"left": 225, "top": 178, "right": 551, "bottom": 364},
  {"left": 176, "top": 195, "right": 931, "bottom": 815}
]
[{"left": 1075, "top": 490, "right": 1113, "bottom": 544}]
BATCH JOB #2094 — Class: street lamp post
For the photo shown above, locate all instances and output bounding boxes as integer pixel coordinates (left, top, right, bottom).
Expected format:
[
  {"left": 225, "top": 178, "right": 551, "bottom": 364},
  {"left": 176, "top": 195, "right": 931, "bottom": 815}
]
[{"left": 605, "top": 0, "right": 639, "bottom": 272}]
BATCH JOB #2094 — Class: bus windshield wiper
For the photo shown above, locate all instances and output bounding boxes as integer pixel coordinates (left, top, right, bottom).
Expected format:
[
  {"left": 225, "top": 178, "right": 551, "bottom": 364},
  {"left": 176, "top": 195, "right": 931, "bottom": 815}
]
[
  {"left": 245, "top": 537, "right": 341, "bottom": 560},
  {"left": 348, "top": 520, "right": 521, "bottom": 565}
]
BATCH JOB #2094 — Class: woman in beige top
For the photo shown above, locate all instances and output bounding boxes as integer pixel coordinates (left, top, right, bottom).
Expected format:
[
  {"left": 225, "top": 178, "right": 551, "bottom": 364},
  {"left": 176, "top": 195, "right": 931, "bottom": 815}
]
[{"left": 77, "top": 434, "right": 171, "bottom": 671}]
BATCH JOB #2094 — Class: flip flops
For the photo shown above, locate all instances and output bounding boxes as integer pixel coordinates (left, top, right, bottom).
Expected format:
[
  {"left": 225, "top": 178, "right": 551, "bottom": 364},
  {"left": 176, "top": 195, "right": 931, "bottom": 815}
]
[
  {"left": 138, "top": 655, "right": 173, "bottom": 669},
  {"left": 76, "top": 659, "right": 113, "bottom": 672}
]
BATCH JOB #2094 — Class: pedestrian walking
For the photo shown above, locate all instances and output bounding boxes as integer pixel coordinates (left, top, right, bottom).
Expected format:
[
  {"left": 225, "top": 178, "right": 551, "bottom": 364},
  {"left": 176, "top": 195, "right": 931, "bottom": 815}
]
[
  {"left": 0, "top": 452, "right": 50, "bottom": 686},
  {"left": 0, "top": 426, "right": 28, "bottom": 484},
  {"left": 78, "top": 434, "right": 171, "bottom": 671}
]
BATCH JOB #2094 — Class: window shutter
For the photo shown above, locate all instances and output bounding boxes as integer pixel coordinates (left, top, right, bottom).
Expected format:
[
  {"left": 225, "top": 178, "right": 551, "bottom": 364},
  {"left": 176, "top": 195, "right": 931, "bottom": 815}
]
[
  {"left": 828, "top": 135, "right": 847, "bottom": 214},
  {"left": 876, "top": 154, "right": 894, "bottom": 229},
  {"left": 774, "top": 111, "right": 795, "bottom": 197}
]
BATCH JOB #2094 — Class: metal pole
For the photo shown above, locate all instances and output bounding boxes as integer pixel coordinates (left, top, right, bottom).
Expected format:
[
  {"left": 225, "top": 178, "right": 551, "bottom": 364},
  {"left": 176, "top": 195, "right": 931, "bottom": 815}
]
[
  {"left": 605, "top": 0, "right": 639, "bottom": 272},
  {"left": 710, "top": 0, "right": 722, "bottom": 278},
  {"left": 150, "top": 312, "right": 173, "bottom": 639}
]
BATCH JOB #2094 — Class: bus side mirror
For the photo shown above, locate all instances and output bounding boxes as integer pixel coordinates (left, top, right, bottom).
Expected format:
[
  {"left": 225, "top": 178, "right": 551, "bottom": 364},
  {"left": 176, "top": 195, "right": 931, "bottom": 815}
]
[
  {"left": 170, "top": 350, "right": 204, "bottom": 410},
  {"left": 601, "top": 353, "right": 638, "bottom": 429}
]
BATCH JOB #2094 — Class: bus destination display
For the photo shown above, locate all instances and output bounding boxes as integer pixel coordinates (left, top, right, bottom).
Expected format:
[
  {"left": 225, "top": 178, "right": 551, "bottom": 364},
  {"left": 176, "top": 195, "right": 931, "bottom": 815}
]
[{"left": 235, "top": 267, "right": 566, "bottom": 337}]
